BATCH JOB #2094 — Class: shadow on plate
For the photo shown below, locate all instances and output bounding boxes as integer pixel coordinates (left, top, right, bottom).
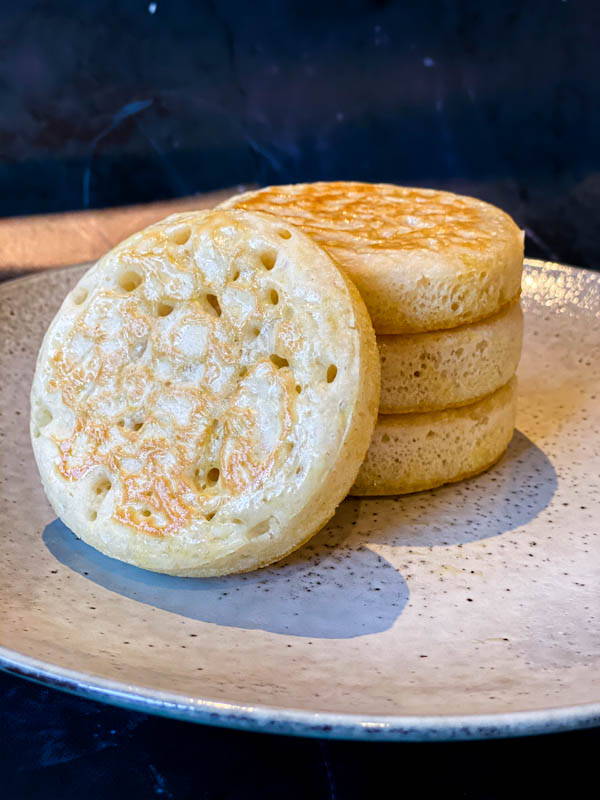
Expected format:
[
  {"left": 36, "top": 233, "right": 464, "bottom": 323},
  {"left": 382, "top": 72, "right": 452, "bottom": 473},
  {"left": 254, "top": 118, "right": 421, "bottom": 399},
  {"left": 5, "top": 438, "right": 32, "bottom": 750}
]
[
  {"left": 354, "top": 431, "right": 558, "bottom": 547},
  {"left": 42, "top": 431, "right": 553, "bottom": 637},
  {"left": 43, "top": 500, "right": 410, "bottom": 640}
]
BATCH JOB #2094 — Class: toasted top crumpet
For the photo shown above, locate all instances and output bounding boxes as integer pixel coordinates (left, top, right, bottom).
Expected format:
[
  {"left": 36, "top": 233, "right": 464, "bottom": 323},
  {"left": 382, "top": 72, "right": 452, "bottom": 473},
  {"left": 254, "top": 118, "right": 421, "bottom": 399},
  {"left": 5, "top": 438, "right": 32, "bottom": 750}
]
[
  {"left": 219, "top": 182, "right": 524, "bottom": 333},
  {"left": 31, "top": 209, "right": 380, "bottom": 576}
]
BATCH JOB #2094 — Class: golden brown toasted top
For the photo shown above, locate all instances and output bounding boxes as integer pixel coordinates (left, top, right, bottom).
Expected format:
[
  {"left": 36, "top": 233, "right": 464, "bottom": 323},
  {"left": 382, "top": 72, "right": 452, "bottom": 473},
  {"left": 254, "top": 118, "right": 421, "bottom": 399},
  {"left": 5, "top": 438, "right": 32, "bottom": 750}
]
[
  {"left": 220, "top": 182, "right": 524, "bottom": 333},
  {"left": 222, "top": 182, "right": 504, "bottom": 253}
]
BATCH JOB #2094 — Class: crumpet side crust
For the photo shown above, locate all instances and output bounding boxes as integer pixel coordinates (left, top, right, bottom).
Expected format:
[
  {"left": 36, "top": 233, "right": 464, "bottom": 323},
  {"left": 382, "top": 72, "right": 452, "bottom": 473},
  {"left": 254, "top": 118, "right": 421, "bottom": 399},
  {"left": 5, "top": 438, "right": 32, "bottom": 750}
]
[
  {"left": 351, "top": 377, "right": 517, "bottom": 495},
  {"left": 378, "top": 301, "right": 523, "bottom": 413}
]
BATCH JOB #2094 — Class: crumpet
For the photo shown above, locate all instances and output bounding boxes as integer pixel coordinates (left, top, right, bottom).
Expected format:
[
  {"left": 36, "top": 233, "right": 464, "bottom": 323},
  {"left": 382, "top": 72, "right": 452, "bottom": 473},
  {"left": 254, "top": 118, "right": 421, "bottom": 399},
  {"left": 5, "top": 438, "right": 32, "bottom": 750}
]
[
  {"left": 31, "top": 209, "right": 379, "bottom": 576},
  {"left": 219, "top": 182, "right": 524, "bottom": 333},
  {"left": 351, "top": 378, "right": 516, "bottom": 496},
  {"left": 378, "top": 301, "right": 523, "bottom": 413}
]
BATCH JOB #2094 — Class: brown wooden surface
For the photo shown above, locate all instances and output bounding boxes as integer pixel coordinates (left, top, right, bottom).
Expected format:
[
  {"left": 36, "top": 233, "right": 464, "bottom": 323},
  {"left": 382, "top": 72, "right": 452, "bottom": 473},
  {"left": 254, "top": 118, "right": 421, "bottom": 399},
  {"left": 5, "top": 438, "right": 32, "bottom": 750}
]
[{"left": 0, "top": 186, "right": 253, "bottom": 280}]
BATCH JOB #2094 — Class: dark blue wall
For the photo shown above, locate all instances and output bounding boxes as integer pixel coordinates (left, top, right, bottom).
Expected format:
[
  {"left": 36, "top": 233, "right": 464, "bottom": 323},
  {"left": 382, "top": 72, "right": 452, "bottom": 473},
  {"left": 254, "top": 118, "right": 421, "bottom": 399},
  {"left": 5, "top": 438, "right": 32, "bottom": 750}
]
[{"left": 1, "top": 0, "right": 599, "bottom": 267}]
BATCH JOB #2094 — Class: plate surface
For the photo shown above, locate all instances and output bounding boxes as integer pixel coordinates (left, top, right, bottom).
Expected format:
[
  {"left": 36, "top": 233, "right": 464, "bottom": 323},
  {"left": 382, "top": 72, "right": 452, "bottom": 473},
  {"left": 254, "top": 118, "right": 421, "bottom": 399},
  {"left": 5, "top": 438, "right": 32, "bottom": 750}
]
[{"left": 1, "top": 259, "right": 599, "bottom": 741}]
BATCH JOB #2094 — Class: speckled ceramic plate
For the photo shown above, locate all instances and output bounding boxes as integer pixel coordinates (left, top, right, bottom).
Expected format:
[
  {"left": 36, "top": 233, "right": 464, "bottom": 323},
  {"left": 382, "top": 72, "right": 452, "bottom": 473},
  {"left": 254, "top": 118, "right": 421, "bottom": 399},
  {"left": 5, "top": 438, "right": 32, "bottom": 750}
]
[{"left": 1, "top": 259, "right": 599, "bottom": 741}]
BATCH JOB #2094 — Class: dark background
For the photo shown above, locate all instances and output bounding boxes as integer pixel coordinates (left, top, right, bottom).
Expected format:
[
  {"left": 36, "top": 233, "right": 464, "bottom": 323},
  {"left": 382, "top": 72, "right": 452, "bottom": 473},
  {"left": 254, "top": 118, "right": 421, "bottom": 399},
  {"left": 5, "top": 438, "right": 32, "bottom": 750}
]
[
  {"left": 2, "top": 672, "right": 599, "bottom": 799},
  {"left": 1, "top": 0, "right": 599, "bottom": 267},
  {"left": 2, "top": 1, "right": 599, "bottom": 797}
]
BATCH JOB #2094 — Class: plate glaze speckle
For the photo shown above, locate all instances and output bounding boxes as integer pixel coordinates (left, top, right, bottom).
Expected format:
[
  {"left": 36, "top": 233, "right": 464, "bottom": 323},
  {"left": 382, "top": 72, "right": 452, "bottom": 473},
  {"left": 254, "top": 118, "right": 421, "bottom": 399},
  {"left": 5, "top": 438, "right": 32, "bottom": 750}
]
[{"left": 1, "top": 259, "right": 599, "bottom": 741}]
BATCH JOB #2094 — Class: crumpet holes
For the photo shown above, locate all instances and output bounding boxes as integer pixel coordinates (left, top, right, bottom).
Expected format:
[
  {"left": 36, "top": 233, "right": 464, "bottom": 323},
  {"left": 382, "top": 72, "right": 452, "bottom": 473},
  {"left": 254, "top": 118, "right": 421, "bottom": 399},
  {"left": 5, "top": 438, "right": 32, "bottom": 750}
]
[
  {"left": 259, "top": 249, "right": 277, "bottom": 270},
  {"left": 277, "top": 228, "right": 292, "bottom": 239},
  {"left": 206, "top": 467, "right": 220, "bottom": 485},
  {"left": 326, "top": 364, "right": 338, "bottom": 383},
  {"left": 269, "top": 289, "right": 279, "bottom": 305},
  {"left": 157, "top": 302, "right": 174, "bottom": 317},
  {"left": 118, "top": 271, "right": 143, "bottom": 292},
  {"left": 89, "top": 510, "right": 98, "bottom": 521},
  {"left": 34, "top": 406, "right": 53, "bottom": 435},
  {"left": 71, "top": 287, "right": 88, "bottom": 305},
  {"left": 170, "top": 226, "right": 191, "bottom": 245},
  {"left": 33, "top": 405, "right": 53, "bottom": 437},
  {"left": 204, "top": 512, "right": 216, "bottom": 521},
  {"left": 117, "top": 418, "right": 143, "bottom": 431},
  {"left": 247, "top": 519, "right": 271, "bottom": 539},
  {"left": 131, "top": 338, "right": 148, "bottom": 360},
  {"left": 206, "top": 294, "right": 222, "bottom": 317},
  {"left": 295, "top": 384, "right": 302, "bottom": 394},
  {"left": 94, "top": 478, "right": 112, "bottom": 496},
  {"left": 141, "top": 508, "right": 152, "bottom": 517},
  {"left": 270, "top": 354, "right": 289, "bottom": 369}
]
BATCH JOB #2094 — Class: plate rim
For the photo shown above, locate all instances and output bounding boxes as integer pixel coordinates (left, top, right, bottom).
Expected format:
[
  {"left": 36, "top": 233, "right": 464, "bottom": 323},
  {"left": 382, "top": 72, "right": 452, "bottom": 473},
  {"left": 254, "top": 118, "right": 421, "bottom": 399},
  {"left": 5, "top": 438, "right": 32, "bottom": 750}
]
[
  {"left": 2, "top": 257, "right": 599, "bottom": 741},
  {"left": 2, "top": 648, "right": 599, "bottom": 741}
]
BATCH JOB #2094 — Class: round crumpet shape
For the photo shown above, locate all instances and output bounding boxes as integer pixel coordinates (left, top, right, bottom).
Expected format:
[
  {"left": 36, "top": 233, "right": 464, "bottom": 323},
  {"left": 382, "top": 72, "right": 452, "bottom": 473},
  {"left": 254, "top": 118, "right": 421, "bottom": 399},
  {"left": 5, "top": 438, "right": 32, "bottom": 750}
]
[
  {"left": 378, "top": 300, "right": 523, "bottom": 414},
  {"left": 351, "top": 378, "right": 517, "bottom": 496},
  {"left": 218, "top": 182, "right": 524, "bottom": 334},
  {"left": 30, "top": 209, "right": 380, "bottom": 576}
]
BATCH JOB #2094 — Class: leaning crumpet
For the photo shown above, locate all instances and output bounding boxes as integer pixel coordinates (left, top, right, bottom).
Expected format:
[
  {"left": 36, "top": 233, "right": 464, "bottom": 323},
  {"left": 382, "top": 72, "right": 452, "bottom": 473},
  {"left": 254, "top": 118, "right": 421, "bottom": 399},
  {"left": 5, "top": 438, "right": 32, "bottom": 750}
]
[
  {"left": 219, "top": 182, "right": 524, "bottom": 334},
  {"left": 30, "top": 209, "right": 380, "bottom": 576}
]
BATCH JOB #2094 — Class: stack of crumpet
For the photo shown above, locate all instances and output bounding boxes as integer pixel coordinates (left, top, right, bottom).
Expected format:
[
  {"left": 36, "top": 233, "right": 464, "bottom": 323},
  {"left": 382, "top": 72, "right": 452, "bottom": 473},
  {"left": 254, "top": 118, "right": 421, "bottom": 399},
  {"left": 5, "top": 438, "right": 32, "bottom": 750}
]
[{"left": 220, "top": 182, "right": 524, "bottom": 494}]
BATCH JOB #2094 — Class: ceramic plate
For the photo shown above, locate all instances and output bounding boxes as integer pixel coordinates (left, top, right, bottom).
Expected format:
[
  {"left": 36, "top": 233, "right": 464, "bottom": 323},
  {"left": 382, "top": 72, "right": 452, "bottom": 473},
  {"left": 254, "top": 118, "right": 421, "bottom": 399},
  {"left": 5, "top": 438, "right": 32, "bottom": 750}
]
[{"left": 1, "top": 259, "right": 599, "bottom": 741}]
